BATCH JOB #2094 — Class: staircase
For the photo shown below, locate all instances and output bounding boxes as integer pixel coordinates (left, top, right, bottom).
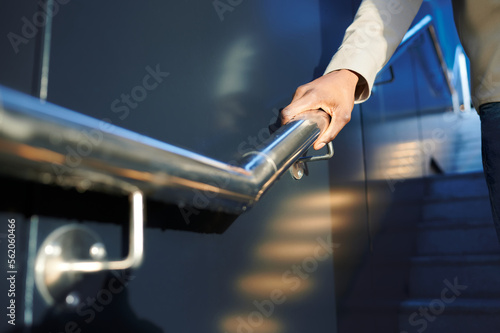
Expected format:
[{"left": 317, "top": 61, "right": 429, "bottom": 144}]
[{"left": 399, "top": 172, "right": 500, "bottom": 333}]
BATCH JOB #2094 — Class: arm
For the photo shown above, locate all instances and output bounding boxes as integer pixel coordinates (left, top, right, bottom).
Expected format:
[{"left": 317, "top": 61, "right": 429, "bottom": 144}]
[{"left": 282, "top": 0, "right": 424, "bottom": 150}]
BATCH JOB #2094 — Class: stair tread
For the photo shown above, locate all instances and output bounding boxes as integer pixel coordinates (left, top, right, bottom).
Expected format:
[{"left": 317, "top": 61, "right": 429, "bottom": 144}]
[
  {"left": 424, "top": 172, "right": 489, "bottom": 202},
  {"left": 411, "top": 254, "right": 500, "bottom": 264},
  {"left": 422, "top": 197, "right": 493, "bottom": 221},
  {"left": 401, "top": 298, "right": 500, "bottom": 312},
  {"left": 425, "top": 172, "right": 485, "bottom": 181},
  {"left": 418, "top": 218, "right": 494, "bottom": 229},
  {"left": 399, "top": 173, "right": 500, "bottom": 332},
  {"left": 424, "top": 195, "right": 490, "bottom": 203}
]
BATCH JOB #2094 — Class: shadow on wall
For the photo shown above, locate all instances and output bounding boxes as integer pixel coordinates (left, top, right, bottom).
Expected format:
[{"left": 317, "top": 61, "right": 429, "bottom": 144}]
[{"left": 8, "top": 272, "right": 163, "bottom": 333}]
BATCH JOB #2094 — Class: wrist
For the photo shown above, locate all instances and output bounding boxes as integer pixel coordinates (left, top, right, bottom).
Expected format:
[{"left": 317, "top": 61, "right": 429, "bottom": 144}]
[{"left": 335, "top": 69, "right": 360, "bottom": 85}]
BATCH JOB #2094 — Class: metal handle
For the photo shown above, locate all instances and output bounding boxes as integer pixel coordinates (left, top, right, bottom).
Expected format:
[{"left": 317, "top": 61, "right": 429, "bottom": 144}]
[
  {"left": 34, "top": 190, "right": 144, "bottom": 305},
  {"left": 58, "top": 190, "right": 143, "bottom": 272},
  {"left": 299, "top": 141, "right": 334, "bottom": 163},
  {"left": 290, "top": 142, "right": 334, "bottom": 180}
]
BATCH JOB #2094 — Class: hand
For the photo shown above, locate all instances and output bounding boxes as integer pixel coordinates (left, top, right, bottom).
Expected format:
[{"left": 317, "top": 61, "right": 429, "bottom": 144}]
[{"left": 281, "top": 69, "right": 359, "bottom": 150}]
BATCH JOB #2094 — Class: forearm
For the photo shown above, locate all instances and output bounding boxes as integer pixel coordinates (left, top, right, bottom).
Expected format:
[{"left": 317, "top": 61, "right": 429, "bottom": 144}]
[{"left": 325, "top": 0, "right": 423, "bottom": 103}]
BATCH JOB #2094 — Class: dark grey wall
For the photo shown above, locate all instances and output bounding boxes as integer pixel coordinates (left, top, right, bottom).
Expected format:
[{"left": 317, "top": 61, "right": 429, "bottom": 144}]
[
  {"left": 0, "top": 1, "right": 363, "bottom": 332},
  {"left": 0, "top": 0, "right": 466, "bottom": 332}
]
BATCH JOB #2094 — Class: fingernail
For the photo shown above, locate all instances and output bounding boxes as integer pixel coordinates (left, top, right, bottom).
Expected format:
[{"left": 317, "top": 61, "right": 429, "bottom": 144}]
[{"left": 316, "top": 142, "right": 325, "bottom": 149}]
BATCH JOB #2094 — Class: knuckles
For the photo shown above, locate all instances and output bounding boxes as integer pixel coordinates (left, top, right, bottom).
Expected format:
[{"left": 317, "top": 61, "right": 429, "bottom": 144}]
[
  {"left": 281, "top": 107, "right": 292, "bottom": 119},
  {"left": 295, "top": 84, "right": 309, "bottom": 95},
  {"left": 341, "top": 112, "right": 351, "bottom": 124},
  {"left": 280, "top": 107, "right": 295, "bottom": 124}
]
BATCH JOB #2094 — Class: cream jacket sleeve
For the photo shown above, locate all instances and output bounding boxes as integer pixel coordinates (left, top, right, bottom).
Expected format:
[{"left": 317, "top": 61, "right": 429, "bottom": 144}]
[{"left": 324, "top": 0, "right": 424, "bottom": 103}]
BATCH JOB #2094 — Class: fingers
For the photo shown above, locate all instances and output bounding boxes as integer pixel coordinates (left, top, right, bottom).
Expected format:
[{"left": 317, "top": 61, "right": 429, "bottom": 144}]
[
  {"left": 282, "top": 101, "right": 318, "bottom": 125},
  {"left": 282, "top": 88, "right": 331, "bottom": 125},
  {"left": 281, "top": 70, "right": 358, "bottom": 149},
  {"left": 313, "top": 108, "right": 352, "bottom": 150},
  {"left": 282, "top": 91, "right": 349, "bottom": 151}
]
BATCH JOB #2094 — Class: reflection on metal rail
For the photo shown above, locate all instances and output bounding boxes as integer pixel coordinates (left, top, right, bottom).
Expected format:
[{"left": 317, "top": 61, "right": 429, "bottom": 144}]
[
  {"left": 0, "top": 85, "right": 330, "bottom": 215},
  {"left": 383, "top": 15, "right": 456, "bottom": 99}
]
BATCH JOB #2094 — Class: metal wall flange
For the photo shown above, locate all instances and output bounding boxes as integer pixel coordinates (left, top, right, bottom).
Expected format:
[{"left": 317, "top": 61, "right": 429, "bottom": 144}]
[
  {"left": 34, "top": 190, "right": 144, "bottom": 306},
  {"left": 290, "top": 160, "right": 307, "bottom": 180},
  {"left": 34, "top": 224, "right": 108, "bottom": 306}
]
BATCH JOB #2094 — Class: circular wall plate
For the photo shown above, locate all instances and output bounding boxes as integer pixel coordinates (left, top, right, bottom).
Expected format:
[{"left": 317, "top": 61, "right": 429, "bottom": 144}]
[{"left": 35, "top": 224, "right": 108, "bottom": 307}]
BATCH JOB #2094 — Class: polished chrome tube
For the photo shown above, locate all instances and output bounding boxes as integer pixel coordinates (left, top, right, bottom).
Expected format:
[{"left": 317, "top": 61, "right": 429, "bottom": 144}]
[
  {"left": 0, "top": 86, "right": 329, "bottom": 214},
  {"left": 384, "top": 15, "right": 455, "bottom": 97}
]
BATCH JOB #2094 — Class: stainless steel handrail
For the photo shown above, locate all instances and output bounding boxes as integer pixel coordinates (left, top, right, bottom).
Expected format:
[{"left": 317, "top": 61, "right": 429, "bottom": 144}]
[
  {"left": 382, "top": 15, "right": 455, "bottom": 97},
  {"left": 0, "top": 85, "right": 329, "bottom": 215}
]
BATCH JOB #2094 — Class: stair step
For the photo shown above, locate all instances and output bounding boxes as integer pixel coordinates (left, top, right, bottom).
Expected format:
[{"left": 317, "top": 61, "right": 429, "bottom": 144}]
[
  {"left": 419, "top": 217, "right": 493, "bottom": 228},
  {"left": 423, "top": 197, "right": 492, "bottom": 221},
  {"left": 425, "top": 172, "right": 488, "bottom": 200},
  {"left": 409, "top": 255, "right": 500, "bottom": 298},
  {"left": 399, "top": 298, "right": 500, "bottom": 333},
  {"left": 416, "top": 224, "right": 500, "bottom": 255}
]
